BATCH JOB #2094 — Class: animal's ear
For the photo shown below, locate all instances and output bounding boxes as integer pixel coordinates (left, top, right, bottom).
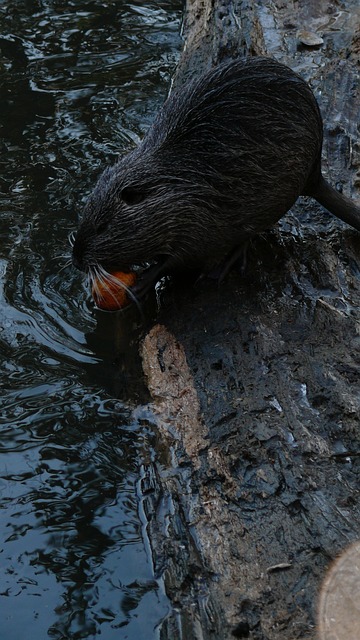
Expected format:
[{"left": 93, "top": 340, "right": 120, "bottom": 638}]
[{"left": 120, "top": 185, "right": 146, "bottom": 206}]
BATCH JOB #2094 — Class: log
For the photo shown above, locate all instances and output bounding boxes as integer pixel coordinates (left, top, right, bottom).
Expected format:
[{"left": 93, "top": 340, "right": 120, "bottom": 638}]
[{"left": 134, "top": 2, "right": 360, "bottom": 638}]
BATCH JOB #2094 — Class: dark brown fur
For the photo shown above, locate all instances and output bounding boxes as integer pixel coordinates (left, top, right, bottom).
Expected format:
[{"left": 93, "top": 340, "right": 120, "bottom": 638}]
[{"left": 72, "top": 57, "right": 360, "bottom": 294}]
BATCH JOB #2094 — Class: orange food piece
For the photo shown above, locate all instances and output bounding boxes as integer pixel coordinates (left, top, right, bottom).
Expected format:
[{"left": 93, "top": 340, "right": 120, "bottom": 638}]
[{"left": 91, "top": 271, "right": 137, "bottom": 311}]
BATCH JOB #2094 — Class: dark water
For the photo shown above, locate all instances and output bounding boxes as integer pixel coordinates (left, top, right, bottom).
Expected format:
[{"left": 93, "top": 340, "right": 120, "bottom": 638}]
[{"left": 0, "top": 2, "right": 183, "bottom": 638}]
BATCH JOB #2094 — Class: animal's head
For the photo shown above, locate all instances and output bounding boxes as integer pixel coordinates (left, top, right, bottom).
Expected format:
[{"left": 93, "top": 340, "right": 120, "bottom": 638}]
[
  {"left": 71, "top": 139, "right": 219, "bottom": 284},
  {"left": 74, "top": 152, "right": 180, "bottom": 277}
]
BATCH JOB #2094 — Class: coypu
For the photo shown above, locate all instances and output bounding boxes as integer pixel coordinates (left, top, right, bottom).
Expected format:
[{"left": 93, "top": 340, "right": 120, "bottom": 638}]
[{"left": 72, "top": 56, "right": 360, "bottom": 300}]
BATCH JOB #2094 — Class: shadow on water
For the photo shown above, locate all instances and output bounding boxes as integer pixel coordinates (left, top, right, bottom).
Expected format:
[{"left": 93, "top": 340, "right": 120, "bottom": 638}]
[{"left": 0, "top": 2, "right": 183, "bottom": 638}]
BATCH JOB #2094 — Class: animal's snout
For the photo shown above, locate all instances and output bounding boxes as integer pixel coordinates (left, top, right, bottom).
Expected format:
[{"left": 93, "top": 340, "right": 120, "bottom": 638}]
[
  {"left": 72, "top": 251, "right": 83, "bottom": 271},
  {"left": 71, "top": 231, "right": 87, "bottom": 272}
]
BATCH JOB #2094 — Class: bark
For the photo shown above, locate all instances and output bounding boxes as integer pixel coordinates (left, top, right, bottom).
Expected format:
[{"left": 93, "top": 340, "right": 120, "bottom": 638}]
[{"left": 135, "top": 2, "right": 360, "bottom": 638}]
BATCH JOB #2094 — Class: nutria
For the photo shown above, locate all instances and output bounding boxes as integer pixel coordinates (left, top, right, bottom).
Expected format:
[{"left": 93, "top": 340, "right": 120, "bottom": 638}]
[{"left": 72, "top": 56, "right": 360, "bottom": 298}]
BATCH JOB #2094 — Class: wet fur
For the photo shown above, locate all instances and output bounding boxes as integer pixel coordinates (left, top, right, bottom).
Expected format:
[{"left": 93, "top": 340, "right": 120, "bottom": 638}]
[{"left": 72, "top": 56, "right": 360, "bottom": 286}]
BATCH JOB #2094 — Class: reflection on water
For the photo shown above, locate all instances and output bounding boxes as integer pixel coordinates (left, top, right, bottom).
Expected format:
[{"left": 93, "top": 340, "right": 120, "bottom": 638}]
[{"left": 0, "top": 1, "right": 182, "bottom": 638}]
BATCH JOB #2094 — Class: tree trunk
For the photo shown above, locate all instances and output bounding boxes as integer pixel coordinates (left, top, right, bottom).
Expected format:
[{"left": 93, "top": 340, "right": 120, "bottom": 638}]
[{"left": 137, "top": 2, "right": 360, "bottom": 638}]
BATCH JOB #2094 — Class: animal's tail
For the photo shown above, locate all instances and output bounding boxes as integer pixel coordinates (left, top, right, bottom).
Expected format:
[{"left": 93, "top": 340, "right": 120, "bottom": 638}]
[{"left": 312, "top": 175, "right": 360, "bottom": 232}]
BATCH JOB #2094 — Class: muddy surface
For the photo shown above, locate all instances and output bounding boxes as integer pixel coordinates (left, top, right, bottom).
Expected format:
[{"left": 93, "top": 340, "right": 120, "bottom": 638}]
[{"left": 137, "top": 1, "right": 360, "bottom": 638}]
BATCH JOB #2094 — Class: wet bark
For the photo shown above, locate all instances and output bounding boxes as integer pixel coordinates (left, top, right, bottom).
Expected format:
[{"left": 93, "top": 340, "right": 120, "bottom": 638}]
[{"left": 137, "top": 2, "right": 360, "bottom": 638}]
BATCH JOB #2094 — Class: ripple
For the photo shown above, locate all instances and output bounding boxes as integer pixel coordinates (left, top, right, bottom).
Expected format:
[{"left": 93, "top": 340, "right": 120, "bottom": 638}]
[{"left": 0, "top": 1, "right": 182, "bottom": 637}]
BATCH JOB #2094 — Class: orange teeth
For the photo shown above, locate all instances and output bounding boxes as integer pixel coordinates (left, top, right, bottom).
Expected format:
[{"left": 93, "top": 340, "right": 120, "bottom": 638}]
[{"left": 91, "top": 271, "right": 137, "bottom": 311}]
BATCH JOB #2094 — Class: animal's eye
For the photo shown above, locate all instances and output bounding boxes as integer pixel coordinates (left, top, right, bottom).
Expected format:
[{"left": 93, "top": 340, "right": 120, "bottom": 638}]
[{"left": 121, "top": 186, "right": 145, "bottom": 206}]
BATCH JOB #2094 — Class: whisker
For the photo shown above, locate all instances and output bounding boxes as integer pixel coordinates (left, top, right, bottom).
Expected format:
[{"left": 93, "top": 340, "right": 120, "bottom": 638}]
[
  {"left": 90, "top": 264, "right": 144, "bottom": 315},
  {"left": 68, "top": 231, "right": 76, "bottom": 247},
  {"left": 47, "top": 252, "right": 74, "bottom": 275}
]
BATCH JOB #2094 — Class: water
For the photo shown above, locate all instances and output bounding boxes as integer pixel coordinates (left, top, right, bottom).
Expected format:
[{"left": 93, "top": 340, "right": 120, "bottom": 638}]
[{"left": 0, "top": 2, "right": 183, "bottom": 638}]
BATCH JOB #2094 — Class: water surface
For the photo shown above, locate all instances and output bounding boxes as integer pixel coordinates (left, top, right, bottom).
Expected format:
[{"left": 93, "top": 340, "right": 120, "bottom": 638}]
[{"left": 0, "top": 2, "right": 183, "bottom": 638}]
